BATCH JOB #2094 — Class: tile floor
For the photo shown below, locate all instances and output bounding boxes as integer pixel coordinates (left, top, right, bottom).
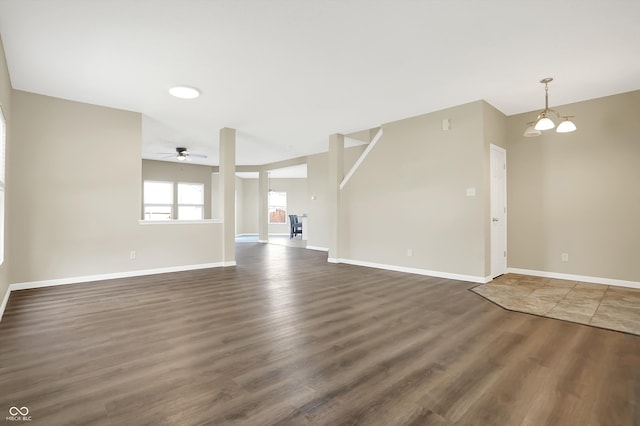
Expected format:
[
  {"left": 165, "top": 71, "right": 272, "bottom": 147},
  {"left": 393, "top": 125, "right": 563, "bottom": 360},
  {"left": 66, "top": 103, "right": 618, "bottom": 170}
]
[{"left": 472, "top": 274, "right": 640, "bottom": 336}]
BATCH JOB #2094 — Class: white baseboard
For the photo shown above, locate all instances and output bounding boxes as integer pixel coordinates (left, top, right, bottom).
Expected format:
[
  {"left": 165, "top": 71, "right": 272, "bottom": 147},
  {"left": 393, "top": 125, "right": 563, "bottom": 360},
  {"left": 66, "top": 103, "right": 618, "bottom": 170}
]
[
  {"left": 330, "top": 257, "right": 487, "bottom": 284},
  {"left": 0, "top": 287, "right": 10, "bottom": 324},
  {"left": 306, "top": 246, "right": 329, "bottom": 252},
  {"left": 0, "top": 262, "right": 229, "bottom": 322},
  {"left": 507, "top": 268, "right": 640, "bottom": 290},
  {"left": 9, "top": 262, "right": 228, "bottom": 291}
]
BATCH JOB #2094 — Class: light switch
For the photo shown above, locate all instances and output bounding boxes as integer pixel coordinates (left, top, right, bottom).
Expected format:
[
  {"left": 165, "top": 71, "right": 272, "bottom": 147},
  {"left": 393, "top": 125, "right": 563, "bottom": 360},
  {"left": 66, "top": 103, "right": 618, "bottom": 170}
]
[{"left": 466, "top": 187, "right": 476, "bottom": 197}]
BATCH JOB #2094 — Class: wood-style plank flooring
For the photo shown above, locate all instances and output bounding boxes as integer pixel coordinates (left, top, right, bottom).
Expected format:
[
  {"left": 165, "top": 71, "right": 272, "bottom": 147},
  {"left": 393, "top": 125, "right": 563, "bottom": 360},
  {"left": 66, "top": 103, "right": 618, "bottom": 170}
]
[{"left": 1, "top": 243, "right": 638, "bottom": 425}]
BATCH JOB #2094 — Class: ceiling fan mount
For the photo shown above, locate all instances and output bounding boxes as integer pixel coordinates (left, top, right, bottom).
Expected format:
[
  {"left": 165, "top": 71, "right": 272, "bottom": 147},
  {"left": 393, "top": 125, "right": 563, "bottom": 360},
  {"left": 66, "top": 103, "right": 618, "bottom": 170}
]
[
  {"left": 158, "top": 146, "right": 208, "bottom": 162},
  {"left": 176, "top": 147, "right": 189, "bottom": 161}
]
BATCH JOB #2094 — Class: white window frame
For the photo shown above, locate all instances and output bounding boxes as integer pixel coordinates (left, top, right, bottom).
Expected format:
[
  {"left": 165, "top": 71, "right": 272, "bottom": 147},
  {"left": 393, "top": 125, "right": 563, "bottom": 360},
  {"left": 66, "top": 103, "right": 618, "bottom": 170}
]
[
  {"left": 177, "top": 182, "right": 204, "bottom": 221},
  {"left": 268, "top": 191, "right": 287, "bottom": 224},
  {"left": 143, "top": 180, "right": 174, "bottom": 220}
]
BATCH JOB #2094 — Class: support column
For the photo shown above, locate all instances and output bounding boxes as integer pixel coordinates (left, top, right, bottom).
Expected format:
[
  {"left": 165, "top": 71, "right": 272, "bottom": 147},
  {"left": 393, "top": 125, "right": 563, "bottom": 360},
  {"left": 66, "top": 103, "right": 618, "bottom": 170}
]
[
  {"left": 219, "top": 127, "right": 236, "bottom": 266},
  {"left": 258, "top": 171, "right": 269, "bottom": 243},
  {"left": 328, "top": 133, "right": 344, "bottom": 262}
]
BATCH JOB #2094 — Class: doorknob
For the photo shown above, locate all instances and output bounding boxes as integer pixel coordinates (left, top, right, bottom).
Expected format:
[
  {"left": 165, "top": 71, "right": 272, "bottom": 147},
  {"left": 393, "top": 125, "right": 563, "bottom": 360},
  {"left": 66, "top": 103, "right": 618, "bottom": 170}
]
[{"left": 492, "top": 217, "right": 499, "bottom": 222}]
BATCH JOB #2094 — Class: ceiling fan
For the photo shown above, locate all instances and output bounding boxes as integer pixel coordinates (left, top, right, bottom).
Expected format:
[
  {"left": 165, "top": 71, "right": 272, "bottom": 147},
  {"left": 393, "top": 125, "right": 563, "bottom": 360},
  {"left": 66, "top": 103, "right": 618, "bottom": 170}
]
[{"left": 159, "top": 147, "right": 207, "bottom": 162}]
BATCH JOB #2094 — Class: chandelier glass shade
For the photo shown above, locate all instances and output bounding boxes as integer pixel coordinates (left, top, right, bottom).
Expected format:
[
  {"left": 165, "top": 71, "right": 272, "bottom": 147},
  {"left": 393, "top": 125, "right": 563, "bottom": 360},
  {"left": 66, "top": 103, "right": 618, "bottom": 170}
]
[
  {"left": 556, "top": 117, "right": 577, "bottom": 133},
  {"left": 534, "top": 115, "right": 555, "bottom": 131},
  {"left": 523, "top": 122, "right": 542, "bottom": 137},
  {"left": 524, "top": 78, "right": 576, "bottom": 137}
]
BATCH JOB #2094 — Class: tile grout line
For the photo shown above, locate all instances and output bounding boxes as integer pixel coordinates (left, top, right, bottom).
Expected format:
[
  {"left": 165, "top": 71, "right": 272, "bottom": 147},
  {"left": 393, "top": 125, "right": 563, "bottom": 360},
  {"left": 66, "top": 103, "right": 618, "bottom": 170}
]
[{"left": 588, "top": 285, "right": 609, "bottom": 326}]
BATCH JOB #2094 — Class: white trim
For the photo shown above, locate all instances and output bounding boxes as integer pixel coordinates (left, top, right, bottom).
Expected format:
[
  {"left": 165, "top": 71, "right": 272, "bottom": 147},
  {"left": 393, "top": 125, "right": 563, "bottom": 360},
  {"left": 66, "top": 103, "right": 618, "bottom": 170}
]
[
  {"left": 258, "top": 240, "right": 268, "bottom": 243},
  {"left": 0, "top": 287, "right": 10, "bottom": 323},
  {"left": 306, "top": 245, "right": 329, "bottom": 252},
  {"left": 139, "top": 219, "right": 223, "bottom": 225},
  {"left": 489, "top": 144, "right": 509, "bottom": 281},
  {"left": 176, "top": 181, "right": 205, "bottom": 221},
  {"left": 222, "top": 261, "right": 237, "bottom": 267},
  {"left": 340, "top": 128, "right": 384, "bottom": 190},
  {"left": 0, "top": 105, "right": 6, "bottom": 267},
  {"left": 330, "top": 258, "right": 488, "bottom": 284},
  {"left": 490, "top": 144, "right": 507, "bottom": 278},
  {"left": 507, "top": 268, "right": 640, "bottom": 290},
  {"left": 8, "top": 263, "right": 226, "bottom": 292}
]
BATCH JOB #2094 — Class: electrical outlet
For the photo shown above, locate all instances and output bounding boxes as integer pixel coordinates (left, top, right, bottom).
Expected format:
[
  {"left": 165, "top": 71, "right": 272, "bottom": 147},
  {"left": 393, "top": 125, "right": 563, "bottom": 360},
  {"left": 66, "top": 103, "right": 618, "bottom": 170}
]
[
  {"left": 561, "top": 253, "right": 568, "bottom": 262},
  {"left": 407, "top": 249, "right": 413, "bottom": 257},
  {"left": 130, "top": 250, "right": 136, "bottom": 260}
]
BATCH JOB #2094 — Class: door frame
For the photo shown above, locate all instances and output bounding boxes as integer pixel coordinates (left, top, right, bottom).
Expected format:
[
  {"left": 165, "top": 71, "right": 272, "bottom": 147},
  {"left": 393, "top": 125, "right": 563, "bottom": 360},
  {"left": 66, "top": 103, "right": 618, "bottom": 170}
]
[{"left": 490, "top": 144, "right": 507, "bottom": 279}]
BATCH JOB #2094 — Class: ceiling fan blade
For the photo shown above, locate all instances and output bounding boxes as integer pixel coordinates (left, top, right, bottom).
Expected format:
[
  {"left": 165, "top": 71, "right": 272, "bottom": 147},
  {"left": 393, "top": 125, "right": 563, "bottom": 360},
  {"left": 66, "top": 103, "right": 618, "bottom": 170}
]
[{"left": 188, "top": 153, "right": 207, "bottom": 158}]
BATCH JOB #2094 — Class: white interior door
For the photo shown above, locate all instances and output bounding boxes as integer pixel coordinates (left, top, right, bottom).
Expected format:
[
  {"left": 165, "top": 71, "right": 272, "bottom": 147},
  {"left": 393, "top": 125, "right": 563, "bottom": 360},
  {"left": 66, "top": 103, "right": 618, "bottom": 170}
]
[{"left": 490, "top": 145, "right": 507, "bottom": 278}]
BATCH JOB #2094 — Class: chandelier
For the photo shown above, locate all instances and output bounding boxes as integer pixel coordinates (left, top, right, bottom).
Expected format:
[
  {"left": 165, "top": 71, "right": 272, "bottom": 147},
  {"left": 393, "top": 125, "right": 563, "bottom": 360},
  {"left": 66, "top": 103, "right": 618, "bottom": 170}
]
[{"left": 524, "top": 77, "right": 576, "bottom": 137}]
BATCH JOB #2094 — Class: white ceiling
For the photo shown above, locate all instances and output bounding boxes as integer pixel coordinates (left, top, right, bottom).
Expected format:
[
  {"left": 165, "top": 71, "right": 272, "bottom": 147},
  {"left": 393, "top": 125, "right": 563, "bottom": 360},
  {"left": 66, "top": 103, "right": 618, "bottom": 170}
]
[{"left": 1, "top": 1, "right": 639, "bottom": 167}]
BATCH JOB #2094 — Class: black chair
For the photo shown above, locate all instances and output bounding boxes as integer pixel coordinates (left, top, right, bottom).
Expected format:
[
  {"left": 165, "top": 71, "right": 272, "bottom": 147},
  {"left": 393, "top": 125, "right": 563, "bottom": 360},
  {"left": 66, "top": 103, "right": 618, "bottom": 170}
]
[{"left": 289, "top": 214, "right": 302, "bottom": 239}]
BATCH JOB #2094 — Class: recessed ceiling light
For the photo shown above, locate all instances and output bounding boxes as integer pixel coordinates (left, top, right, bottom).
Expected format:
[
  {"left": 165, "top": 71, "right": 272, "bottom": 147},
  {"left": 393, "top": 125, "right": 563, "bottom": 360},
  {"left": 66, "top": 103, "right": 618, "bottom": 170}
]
[{"left": 169, "top": 86, "right": 200, "bottom": 99}]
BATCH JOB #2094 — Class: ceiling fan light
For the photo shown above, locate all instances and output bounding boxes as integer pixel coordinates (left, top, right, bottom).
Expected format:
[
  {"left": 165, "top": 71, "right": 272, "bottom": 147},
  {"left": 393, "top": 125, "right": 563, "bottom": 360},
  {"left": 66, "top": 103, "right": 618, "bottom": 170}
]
[
  {"left": 523, "top": 123, "right": 541, "bottom": 137},
  {"left": 535, "top": 116, "right": 555, "bottom": 131},
  {"left": 176, "top": 155, "right": 187, "bottom": 161},
  {"left": 169, "top": 86, "right": 200, "bottom": 99},
  {"left": 556, "top": 118, "right": 577, "bottom": 133}
]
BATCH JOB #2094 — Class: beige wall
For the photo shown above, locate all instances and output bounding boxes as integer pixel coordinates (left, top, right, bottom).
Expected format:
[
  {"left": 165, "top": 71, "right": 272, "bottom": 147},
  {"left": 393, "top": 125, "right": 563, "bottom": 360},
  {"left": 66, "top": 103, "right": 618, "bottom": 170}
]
[
  {"left": 0, "top": 35, "right": 11, "bottom": 303},
  {"left": 483, "top": 102, "right": 509, "bottom": 274},
  {"left": 141, "top": 159, "right": 215, "bottom": 219},
  {"left": 339, "top": 101, "right": 488, "bottom": 279},
  {"left": 238, "top": 177, "right": 258, "bottom": 234},
  {"left": 306, "top": 153, "right": 330, "bottom": 249},
  {"left": 211, "top": 173, "right": 220, "bottom": 220},
  {"left": 306, "top": 145, "right": 366, "bottom": 249},
  {"left": 9, "top": 91, "right": 223, "bottom": 284},
  {"left": 507, "top": 90, "right": 640, "bottom": 282},
  {"left": 234, "top": 175, "right": 243, "bottom": 234}
]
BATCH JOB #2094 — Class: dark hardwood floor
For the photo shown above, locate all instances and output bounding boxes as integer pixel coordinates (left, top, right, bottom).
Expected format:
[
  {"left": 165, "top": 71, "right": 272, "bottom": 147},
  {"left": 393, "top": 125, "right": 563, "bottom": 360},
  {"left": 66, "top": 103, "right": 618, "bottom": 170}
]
[{"left": 1, "top": 243, "right": 638, "bottom": 425}]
